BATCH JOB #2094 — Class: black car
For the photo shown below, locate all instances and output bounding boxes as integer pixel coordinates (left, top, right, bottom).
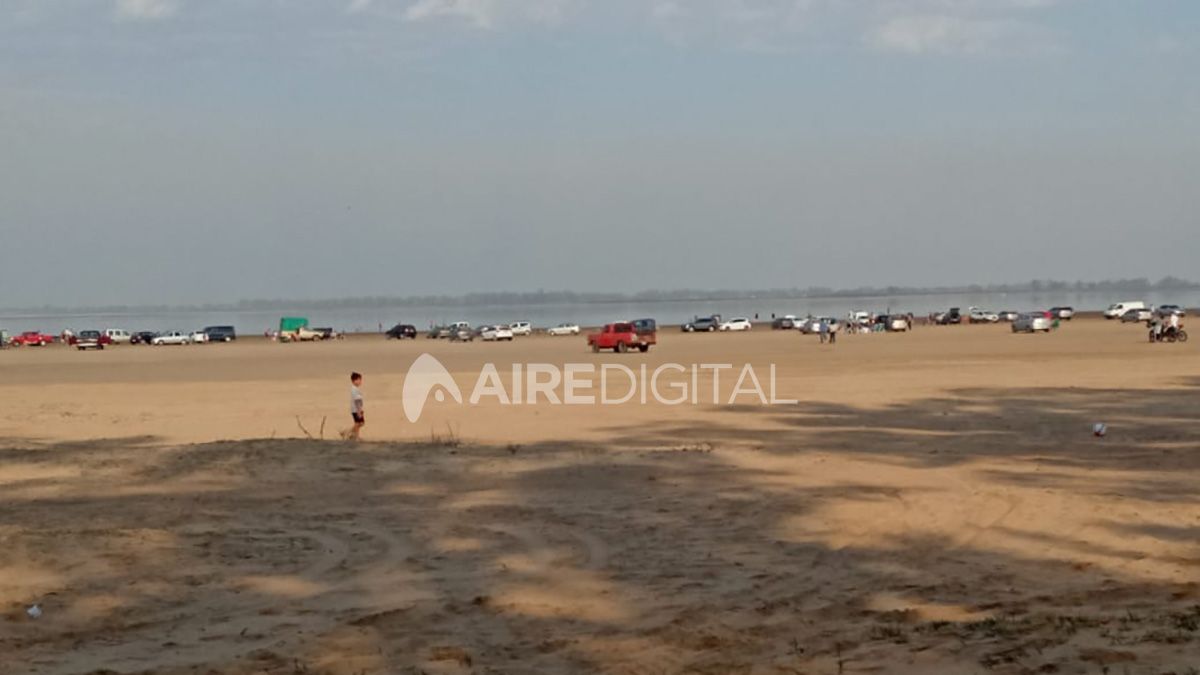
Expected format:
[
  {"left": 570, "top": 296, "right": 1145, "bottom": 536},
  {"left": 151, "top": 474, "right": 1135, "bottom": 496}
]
[
  {"left": 203, "top": 325, "right": 237, "bottom": 342},
  {"left": 386, "top": 323, "right": 418, "bottom": 339},
  {"left": 682, "top": 316, "right": 720, "bottom": 332},
  {"left": 771, "top": 317, "right": 796, "bottom": 329},
  {"left": 130, "top": 331, "right": 159, "bottom": 345}
]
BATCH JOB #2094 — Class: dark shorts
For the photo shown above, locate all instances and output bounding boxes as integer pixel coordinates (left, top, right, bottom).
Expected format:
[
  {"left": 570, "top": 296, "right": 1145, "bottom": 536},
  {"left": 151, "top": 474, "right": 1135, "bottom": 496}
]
[{"left": 352, "top": 412, "right": 365, "bottom": 424}]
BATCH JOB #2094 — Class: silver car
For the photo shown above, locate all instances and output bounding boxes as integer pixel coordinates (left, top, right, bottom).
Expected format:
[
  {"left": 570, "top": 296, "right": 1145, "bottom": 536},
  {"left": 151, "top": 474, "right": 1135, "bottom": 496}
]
[{"left": 1011, "top": 313, "right": 1052, "bottom": 333}]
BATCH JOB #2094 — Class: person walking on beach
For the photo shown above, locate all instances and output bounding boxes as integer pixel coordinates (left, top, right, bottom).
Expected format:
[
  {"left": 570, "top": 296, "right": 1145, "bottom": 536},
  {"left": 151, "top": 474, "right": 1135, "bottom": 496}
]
[
  {"left": 344, "top": 372, "right": 365, "bottom": 441},
  {"left": 818, "top": 320, "right": 829, "bottom": 344}
]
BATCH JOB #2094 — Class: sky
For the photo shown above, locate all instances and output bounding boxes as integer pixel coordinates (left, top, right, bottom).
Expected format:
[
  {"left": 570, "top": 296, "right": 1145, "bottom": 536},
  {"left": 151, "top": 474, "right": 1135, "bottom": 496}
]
[{"left": 1, "top": 0, "right": 1198, "bottom": 307}]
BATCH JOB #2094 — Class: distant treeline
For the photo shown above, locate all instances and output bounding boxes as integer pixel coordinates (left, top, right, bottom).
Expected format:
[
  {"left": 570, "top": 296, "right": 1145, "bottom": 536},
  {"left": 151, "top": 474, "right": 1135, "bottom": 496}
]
[{"left": 6, "top": 277, "right": 1198, "bottom": 314}]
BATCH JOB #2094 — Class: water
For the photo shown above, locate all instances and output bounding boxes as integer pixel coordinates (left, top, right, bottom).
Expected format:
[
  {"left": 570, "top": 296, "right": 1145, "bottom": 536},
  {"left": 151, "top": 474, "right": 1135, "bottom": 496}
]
[{"left": 2, "top": 290, "right": 1197, "bottom": 335}]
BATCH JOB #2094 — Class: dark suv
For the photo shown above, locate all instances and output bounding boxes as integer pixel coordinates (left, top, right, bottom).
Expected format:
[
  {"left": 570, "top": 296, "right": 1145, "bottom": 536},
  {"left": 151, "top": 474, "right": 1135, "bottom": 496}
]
[
  {"left": 682, "top": 316, "right": 720, "bottom": 332},
  {"left": 131, "top": 331, "right": 159, "bottom": 345},
  {"left": 204, "top": 325, "right": 237, "bottom": 342},
  {"left": 386, "top": 323, "right": 418, "bottom": 339}
]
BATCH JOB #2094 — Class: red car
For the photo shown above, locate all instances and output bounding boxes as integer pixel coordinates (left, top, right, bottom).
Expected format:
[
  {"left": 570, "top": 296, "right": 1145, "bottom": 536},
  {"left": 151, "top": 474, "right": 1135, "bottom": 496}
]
[
  {"left": 588, "top": 319, "right": 657, "bottom": 353},
  {"left": 10, "top": 331, "right": 56, "bottom": 347}
]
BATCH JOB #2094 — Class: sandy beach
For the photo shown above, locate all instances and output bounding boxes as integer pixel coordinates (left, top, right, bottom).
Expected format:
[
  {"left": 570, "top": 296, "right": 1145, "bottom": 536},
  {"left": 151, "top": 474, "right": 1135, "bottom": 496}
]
[{"left": 2, "top": 318, "right": 1198, "bottom": 674}]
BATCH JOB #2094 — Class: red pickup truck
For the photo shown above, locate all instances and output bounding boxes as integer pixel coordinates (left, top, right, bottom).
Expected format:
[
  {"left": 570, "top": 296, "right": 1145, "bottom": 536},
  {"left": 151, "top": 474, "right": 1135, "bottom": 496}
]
[
  {"left": 10, "top": 331, "right": 56, "bottom": 347},
  {"left": 588, "top": 319, "right": 657, "bottom": 353}
]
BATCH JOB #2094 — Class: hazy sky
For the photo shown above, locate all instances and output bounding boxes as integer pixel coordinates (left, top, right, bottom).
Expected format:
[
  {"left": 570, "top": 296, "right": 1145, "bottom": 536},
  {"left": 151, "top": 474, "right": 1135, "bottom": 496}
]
[{"left": 1, "top": 0, "right": 1197, "bottom": 307}]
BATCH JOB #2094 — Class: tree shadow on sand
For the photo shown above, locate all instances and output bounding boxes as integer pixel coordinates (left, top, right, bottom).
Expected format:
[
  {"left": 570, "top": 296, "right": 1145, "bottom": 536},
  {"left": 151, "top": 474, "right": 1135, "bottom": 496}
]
[{"left": 2, "top": 379, "right": 1200, "bottom": 674}]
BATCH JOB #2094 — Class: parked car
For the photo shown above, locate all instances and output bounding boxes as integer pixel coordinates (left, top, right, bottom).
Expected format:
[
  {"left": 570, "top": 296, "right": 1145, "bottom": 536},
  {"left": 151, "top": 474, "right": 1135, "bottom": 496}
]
[
  {"left": 130, "top": 331, "right": 159, "bottom": 345},
  {"left": 1012, "top": 313, "right": 1052, "bottom": 333},
  {"left": 588, "top": 321, "right": 656, "bottom": 353},
  {"left": 509, "top": 321, "right": 532, "bottom": 336},
  {"left": 1121, "top": 308, "right": 1154, "bottom": 323},
  {"left": 189, "top": 330, "right": 210, "bottom": 344},
  {"left": 449, "top": 326, "right": 474, "bottom": 342},
  {"left": 386, "top": 324, "right": 418, "bottom": 339},
  {"left": 719, "top": 317, "right": 753, "bottom": 332},
  {"left": 968, "top": 307, "right": 999, "bottom": 323},
  {"left": 1049, "top": 306, "right": 1075, "bottom": 320},
  {"left": 798, "top": 317, "right": 839, "bottom": 334},
  {"left": 103, "top": 329, "right": 132, "bottom": 344},
  {"left": 850, "top": 311, "right": 872, "bottom": 327},
  {"left": 1104, "top": 301, "right": 1145, "bottom": 319},
  {"left": 1156, "top": 304, "right": 1186, "bottom": 317},
  {"left": 997, "top": 310, "right": 1019, "bottom": 322},
  {"left": 771, "top": 315, "right": 797, "bottom": 330},
  {"left": 11, "top": 331, "right": 55, "bottom": 346},
  {"left": 204, "top": 325, "right": 237, "bottom": 342},
  {"left": 152, "top": 331, "right": 192, "bottom": 345},
  {"left": 682, "top": 316, "right": 720, "bottom": 332},
  {"left": 877, "top": 315, "right": 910, "bottom": 332},
  {"left": 70, "top": 330, "right": 112, "bottom": 350},
  {"left": 313, "top": 327, "right": 337, "bottom": 340},
  {"left": 937, "top": 308, "right": 963, "bottom": 325},
  {"left": 481, "top": 324, "right": 514, "bottom": 341},
  {"left": 280, "top": 326, "right": 325, "bottom": 342},
  {"left": 547, "top": 323, "right": 580, "bottom": 336}
]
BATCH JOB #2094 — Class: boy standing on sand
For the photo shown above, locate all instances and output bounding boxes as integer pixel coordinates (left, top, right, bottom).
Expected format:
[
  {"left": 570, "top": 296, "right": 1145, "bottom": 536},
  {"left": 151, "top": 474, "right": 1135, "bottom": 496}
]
[{"left": 346, "top": 372, "right": 365, "bottom": 441}]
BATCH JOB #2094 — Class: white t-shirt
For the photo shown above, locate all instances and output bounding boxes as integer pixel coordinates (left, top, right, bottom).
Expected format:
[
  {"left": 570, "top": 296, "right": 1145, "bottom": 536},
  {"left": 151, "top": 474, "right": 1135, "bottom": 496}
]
[{"left": 350, "top": 385, "right": 363, "bottom": 413}]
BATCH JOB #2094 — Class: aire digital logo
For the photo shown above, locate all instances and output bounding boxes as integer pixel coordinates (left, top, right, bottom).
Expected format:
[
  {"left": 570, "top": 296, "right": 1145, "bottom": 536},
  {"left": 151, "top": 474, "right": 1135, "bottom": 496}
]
[
  {"left": 400, "top": 353, "right": 796, "bottom": 423},
  {"left": 401, "top": 353, "right": 464, "bottom": 423}
]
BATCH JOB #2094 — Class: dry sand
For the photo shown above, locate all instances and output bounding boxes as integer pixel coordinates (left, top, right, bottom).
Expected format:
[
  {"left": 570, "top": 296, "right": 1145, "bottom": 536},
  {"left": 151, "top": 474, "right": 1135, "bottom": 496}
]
[{"left": 1, "top": 318, "right": 1198, "bottom": 673}]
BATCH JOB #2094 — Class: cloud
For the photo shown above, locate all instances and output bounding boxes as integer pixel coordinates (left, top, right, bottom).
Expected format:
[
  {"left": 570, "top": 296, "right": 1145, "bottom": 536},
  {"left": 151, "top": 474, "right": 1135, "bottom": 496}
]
[
  {"left": 866, "top": 13, "right": 1056, "bottom": 54},
  {"left": 115, "top": 0, "right": 179, "bottom": 21},
  {"left": 396, "top": 0, "right": 574, "bottom": 28}
]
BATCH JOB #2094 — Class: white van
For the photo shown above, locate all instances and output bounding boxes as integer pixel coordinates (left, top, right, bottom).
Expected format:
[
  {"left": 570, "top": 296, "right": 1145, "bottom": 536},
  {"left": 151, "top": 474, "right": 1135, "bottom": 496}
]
[
  {"left": 1103, "top": 301, "right": 1146, "bottom": 319},
  {"left": 103, "top": 329, "right": 132, "bottom": 344},
  {"left": 510, "top": 321, "right": 532, "bottom": 336}
]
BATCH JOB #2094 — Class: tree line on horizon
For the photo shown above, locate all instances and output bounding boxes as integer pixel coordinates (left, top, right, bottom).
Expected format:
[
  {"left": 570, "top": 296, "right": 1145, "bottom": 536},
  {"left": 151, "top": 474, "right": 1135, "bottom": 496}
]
[{"left": 4, "top": 277, "right": 1197, "bottom": 315}]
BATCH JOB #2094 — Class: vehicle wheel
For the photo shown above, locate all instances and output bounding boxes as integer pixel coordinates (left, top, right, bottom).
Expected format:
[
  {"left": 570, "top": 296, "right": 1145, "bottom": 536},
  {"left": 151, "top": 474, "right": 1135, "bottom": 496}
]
[
  {"left": 638, "top": 344, "right": 649, "bottom": 353},
  {"left": 1178, "top": 330, "right": 1189, "bottom": 343},
  {"left": 616, "top": 342, "right": 628, "bottom": 353}
]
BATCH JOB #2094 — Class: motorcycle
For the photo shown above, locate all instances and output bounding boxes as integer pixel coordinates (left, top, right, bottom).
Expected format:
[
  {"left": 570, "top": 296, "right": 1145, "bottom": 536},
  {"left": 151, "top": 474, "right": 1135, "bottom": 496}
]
[{"left": 1149, "top": 325, "right": 1188, "bottom": 343}]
